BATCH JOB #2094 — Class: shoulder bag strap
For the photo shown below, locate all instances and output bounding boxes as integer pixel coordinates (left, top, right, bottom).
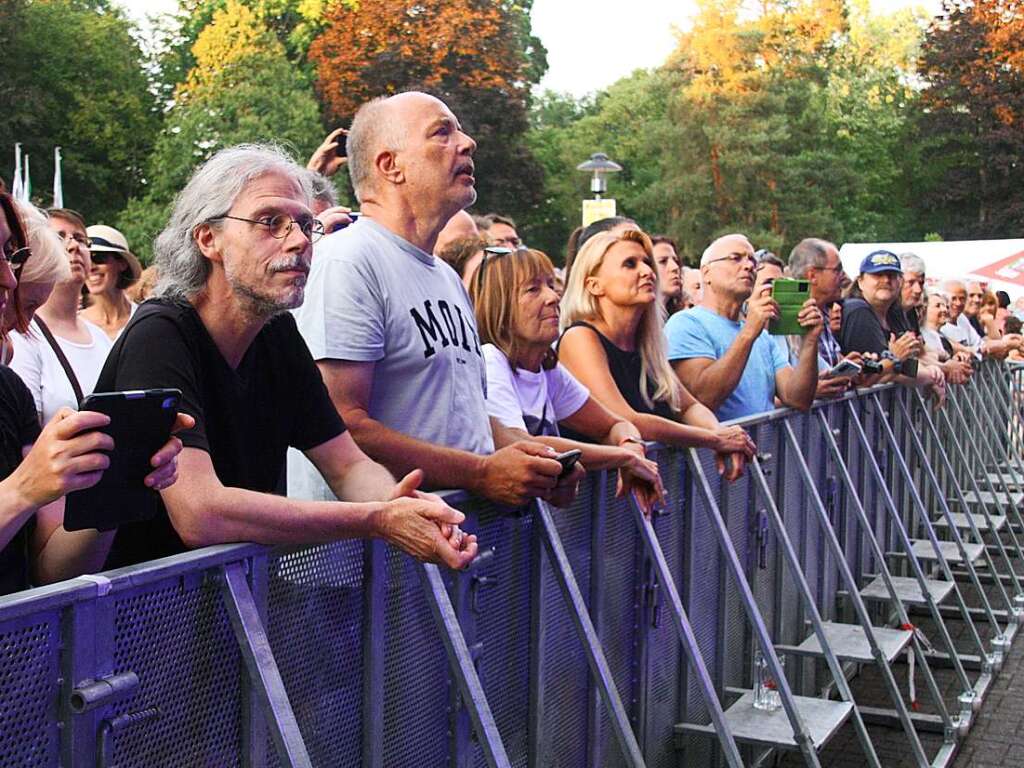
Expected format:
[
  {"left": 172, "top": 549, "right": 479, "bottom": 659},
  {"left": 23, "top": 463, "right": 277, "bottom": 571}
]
[{"left": 33, "top": 316, "right": 84, "bottom": 407}]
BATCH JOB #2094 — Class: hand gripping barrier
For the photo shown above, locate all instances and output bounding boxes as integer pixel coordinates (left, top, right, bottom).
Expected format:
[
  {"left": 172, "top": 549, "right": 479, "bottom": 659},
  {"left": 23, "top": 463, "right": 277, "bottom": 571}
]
[{"left": 0, "top": 361, "right": 1020, "bottom": 766}]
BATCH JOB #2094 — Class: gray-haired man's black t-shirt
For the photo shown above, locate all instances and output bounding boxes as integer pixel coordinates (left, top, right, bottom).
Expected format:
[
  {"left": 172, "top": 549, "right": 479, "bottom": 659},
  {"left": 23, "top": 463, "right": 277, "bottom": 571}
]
[{"left": 99, "top": 299, "right": 345, "bottom": 569}]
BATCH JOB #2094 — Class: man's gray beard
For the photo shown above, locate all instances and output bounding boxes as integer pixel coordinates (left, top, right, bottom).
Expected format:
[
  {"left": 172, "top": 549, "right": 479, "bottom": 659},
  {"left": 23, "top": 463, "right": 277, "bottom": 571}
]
[{"left": 224, "top": 258, "right": 304, "bottom": 321}]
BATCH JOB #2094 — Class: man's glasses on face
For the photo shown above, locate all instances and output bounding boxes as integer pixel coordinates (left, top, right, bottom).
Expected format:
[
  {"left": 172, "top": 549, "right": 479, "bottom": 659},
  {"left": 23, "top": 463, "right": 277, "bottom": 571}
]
[
  {"left": 209, "top": 213, "right": 326, "bottom": 243},
  {"left": 55, "top": 229, "right": 91, "bottom": 249},
  {"left": 706, "top": 251, "right": 756, "bottom": 267}
]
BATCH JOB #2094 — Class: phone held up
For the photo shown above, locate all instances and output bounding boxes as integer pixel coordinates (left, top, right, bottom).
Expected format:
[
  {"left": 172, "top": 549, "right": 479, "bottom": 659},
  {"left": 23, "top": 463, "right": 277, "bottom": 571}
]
[{"left": 768, "top": 279, "right": 811, "bottom": 336}]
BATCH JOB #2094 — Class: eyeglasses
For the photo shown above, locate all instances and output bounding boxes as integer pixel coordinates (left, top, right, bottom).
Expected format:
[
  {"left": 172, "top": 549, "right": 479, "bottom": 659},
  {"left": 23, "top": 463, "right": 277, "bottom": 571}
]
[
  {"left": 209, "top": 213, "right": 325, "bottom": 243},
  {"left": 2, "top": 241, "right": 30, "bottom": 276},
  {"left": 706, "top": 252, "right": 756, "bottom": 268},
  {"left": 55, "top": 230, "right": 91, "bottom": 248},
  {"left": 474, "top": 246, "right": 514, "bottom": 292},
  {"left": 816, "top": 263, "right": 845, "bottom": 273}
]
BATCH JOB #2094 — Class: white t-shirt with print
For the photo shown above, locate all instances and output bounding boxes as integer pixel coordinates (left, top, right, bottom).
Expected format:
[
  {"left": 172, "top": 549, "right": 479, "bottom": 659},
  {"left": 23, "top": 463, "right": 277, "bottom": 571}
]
[{"left": 482, "top": 344, "right": 589, "bottom": 437}]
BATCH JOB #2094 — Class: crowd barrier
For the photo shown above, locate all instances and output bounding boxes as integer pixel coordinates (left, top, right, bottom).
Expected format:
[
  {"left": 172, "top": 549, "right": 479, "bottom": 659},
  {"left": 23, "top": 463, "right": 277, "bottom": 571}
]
[{"left": 2, "top": 361, "right": 1023, "bottom": 767}]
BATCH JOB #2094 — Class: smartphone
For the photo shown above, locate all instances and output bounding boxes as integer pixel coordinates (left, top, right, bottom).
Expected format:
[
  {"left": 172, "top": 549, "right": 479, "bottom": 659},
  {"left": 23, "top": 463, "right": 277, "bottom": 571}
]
[
  {"left": 334, "top": 132, "right": 347, "bottom": 159},
  {"left": 768, "top": 279, "right": 811, "bottom": 336},
  {"left": 554, "top": 449, "right": 582, "bottom": 480},
  {"left": 827, "top": 359, "right": 862, "bottom": 378},
  {"left": 64, "top": 389, "right": 182, "bottom": 531},
  {"left": 329, "top": 211, "right": 361, "bottom": 233}
]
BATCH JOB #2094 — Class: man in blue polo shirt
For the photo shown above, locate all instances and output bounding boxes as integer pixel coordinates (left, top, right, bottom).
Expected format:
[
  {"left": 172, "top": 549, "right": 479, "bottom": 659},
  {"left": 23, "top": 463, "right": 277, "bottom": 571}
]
[{"left": 665, "top": 233, "right": 824, "bottom": 421}]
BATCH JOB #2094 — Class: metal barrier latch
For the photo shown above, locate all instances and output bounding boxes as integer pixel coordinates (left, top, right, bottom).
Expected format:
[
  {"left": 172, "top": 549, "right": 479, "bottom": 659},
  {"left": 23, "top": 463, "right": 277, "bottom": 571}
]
[{"left": 69, "top": 671, "right": 139, "bottom": 714}]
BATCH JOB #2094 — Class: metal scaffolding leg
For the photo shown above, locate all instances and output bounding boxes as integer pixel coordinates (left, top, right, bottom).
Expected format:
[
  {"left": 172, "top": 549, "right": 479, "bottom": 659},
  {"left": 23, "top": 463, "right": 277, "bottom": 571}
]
[
  {"left": 418, "top": 563, "right": 512, "bottom": 768},
  {"left": 533, "top": 499, "right": 646, "bottom": 767},
  {"left": 686, "top": 449, "right": 840, "bottom": 767},
  {"left": 827, "top": 405, "right": 976, "bottom": 705},
  {"left": 219, "top": 560, "right": 313, "bottom": 768},
  {"left": 625, "top": 495, "right": 745, "bottom": 768},
  {"left": 746, "top": 452, "right": 884, "bottom": 767},
  {"left": 777, "top": 424, "right": 928, "bottom": 765}
]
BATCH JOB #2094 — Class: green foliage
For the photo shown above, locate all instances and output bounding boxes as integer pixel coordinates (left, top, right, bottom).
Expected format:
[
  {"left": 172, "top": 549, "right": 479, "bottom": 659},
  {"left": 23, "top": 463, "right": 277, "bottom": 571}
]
[
  {"left": 1, "top": 0, "right": 159, "bottom": 222},
  {"left": 118, "top": 0, "right": 323, "bottom": 263}
]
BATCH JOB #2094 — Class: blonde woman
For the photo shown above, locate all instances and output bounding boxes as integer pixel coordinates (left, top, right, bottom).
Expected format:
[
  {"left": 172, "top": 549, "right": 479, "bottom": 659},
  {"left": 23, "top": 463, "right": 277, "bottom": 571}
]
[
  {"left": 471, "top": 246, "right": 665, "bottom": 512},
  {"left": 558, "top": 230, "right": 755, "bottom": 480}
]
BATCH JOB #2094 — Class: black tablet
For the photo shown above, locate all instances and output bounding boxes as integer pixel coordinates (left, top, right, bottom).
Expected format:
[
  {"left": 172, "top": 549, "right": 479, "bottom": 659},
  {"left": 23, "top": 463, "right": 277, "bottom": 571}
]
[{"left": 63, "top": 389, "right": 181, "bottom": 531}]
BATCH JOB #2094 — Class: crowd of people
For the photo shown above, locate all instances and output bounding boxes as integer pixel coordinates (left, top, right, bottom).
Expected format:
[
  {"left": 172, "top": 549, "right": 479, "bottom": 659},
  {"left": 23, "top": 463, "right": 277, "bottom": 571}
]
[{"left": 0, "top": 89, "right": 1019, "bottom": 593}]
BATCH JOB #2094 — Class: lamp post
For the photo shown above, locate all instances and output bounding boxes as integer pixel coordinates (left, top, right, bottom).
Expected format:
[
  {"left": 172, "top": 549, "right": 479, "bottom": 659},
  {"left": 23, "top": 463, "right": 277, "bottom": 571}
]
[
  {"left": 576, "top": 152, "right": 622, "bottom": 226},
  {"left": 576, "top": 152, "right": 622, "bottom": 200}
]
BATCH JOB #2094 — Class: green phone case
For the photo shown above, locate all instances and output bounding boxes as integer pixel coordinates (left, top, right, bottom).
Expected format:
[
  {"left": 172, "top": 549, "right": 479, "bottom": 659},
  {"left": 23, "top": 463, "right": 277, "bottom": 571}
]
[{"left": 768, "top": 279, "right": 810, "bottom": 335}]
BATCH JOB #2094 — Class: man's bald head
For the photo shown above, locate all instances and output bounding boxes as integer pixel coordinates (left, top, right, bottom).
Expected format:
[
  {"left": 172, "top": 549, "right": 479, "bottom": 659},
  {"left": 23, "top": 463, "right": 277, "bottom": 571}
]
[
  {"left": 700, "top": 234, "right": 754, "bottom": 267},
  {"left": 434, "top": 210, "right": 480, "bottom": 256},
  {"left": 347, "top": 91, "right": 450, "bottom": 202}
]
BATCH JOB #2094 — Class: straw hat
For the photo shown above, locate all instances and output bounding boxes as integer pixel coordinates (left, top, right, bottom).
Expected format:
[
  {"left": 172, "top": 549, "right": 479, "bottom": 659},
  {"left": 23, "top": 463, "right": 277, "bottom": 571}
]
[{"left": 86, "top": 224, "right": 142, "bottom": 286}]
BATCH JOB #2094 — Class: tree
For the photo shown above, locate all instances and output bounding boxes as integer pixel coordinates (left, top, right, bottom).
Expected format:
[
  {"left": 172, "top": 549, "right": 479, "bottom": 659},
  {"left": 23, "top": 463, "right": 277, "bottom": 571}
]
[
  {"left": 308, "top": 0, "right": 548, "bottom": 221},
  {"left": 117, "top": 0, "right": 323, "bottom": 262},
  {"left": 916, "top": 0, "right": 1024, "bottom": 237},
  {"left": 1, "top": 0, "right": 159, "bottom": 221}
]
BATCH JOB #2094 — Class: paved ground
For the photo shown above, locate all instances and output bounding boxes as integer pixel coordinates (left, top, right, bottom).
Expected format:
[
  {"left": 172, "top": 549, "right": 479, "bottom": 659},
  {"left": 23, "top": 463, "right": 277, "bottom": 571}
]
[{"left": 776, "top": 574, "right": 1024, "bottom": 767}]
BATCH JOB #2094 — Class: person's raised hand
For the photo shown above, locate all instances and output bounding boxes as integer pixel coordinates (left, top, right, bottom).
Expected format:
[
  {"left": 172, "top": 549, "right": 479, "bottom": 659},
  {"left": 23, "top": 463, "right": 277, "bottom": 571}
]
[
  {"left": 306, "top": 128, "right": 347, "bottom": 177},
  {"left": 889, "top": 331, "right": 920, "bottom": 361},
  {"left": 316, "top": 206, "right": 353, "bottom": 235},
  {"left": 478, "top": 441, "right": 561, "bottom": 507},
  {"left": 744, "top": 289, "right": 779, "bottom": 334},
  {"left": 11, "top": 408, "right": 114, "bottom": 508},
  {"left": 797, "top": 298, "right": 824, "bottom": 339}
]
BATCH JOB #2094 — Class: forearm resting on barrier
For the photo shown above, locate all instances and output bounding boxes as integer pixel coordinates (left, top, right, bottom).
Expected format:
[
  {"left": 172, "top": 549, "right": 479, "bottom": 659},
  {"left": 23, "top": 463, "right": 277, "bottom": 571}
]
[
  {"left": 31, "top": 498, "right": 115, "bottom": 584},
  {"left": 161, "top": 448, "right": 474, "bottom": 568}
]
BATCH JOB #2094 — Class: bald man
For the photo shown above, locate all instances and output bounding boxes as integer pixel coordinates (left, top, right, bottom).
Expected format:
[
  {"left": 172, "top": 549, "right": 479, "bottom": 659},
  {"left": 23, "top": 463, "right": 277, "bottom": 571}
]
[
  {"left": 291, "top": 91, "right": 577, "bottom": 509},
  {"left": 433, "top": 209, "right": 479, "bottom": 256},
  {"left": 941, "top": 279, "right": 1021, "bottom": 358},
  {"left": 664, "top": 234, "right": 823, "bottom": 420}
]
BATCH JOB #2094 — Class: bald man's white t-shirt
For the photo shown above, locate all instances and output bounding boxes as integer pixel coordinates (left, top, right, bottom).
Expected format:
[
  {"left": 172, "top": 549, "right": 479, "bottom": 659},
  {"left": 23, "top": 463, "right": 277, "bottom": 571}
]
[{"left": 288, "top": 217, "right": 493, "bottom": 500}]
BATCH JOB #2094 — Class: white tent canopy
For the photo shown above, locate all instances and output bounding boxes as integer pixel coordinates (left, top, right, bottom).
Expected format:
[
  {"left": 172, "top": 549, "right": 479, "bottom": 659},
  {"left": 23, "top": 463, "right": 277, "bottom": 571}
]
[{"left": 839, "top": 239, "right": 1024, "bottom": 300}]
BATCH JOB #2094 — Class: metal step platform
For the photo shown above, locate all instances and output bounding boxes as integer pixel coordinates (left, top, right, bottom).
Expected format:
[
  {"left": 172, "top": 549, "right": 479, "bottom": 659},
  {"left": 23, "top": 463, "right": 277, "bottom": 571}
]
[
  {"left": 983, "top": 471, "right": 1024, "bottom": 487},
  {"left": 953, "top": 490, "right": 1024, "bottom": 508},
  {"left": 909, "top": 539, "right": 985, "bottom": 565},
  {"left": 676, "top": 691, "right": 853, "bottom": 750},
  {"left": 781, "top": 622, "right": 912, "bottom": 664},
  {"left": 933, "top": 513, "right": 1008, "bottom": 533},
  {"left": 859, "top": 575, "right": 955, "bottom": 606}
]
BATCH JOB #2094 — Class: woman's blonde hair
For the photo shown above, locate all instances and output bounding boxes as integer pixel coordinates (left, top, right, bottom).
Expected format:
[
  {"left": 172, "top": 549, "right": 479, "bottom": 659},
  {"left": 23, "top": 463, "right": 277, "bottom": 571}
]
[
  {"left": 560, "top": 229, "right": 682, "bottom": 411},
  {"left": 15, "top": 201, "right": 71, "bottom": 286},
  {"left": 470, "top": 248, "right": 558, "bottom": 370}
]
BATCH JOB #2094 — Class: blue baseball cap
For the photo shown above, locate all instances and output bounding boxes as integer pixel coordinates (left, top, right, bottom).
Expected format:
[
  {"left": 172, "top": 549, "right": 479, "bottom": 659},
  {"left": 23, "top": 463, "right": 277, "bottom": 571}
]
[{"left": 859, "top": 250, "right": 902, "bottom": 275}]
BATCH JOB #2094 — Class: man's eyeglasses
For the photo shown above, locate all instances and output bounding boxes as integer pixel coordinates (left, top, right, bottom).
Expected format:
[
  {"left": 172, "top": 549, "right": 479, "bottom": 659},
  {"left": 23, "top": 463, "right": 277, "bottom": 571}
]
[
  {"left": 55, "top": 230, "right": 91, "bottom": 248},
  {"left": 209, "top": 213, "right": 325, "bottom": 243},
  {"left": 474, "top": 246, "right": 514, "bottom": 292},
  {"left": 706, "top": 252, "right": 756, "bottom": 268}
]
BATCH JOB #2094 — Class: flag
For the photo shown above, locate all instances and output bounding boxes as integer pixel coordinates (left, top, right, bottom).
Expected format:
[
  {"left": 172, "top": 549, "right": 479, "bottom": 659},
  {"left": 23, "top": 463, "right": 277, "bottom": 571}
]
[
  {"left": 52, "top": 146, "right": 63, "bottom": 208},
  {"left": 20, "top": 155, "right": 31, "bottom": 203},
  {"left": 10, "top": 144, "right": 23, "bottom": 201}
]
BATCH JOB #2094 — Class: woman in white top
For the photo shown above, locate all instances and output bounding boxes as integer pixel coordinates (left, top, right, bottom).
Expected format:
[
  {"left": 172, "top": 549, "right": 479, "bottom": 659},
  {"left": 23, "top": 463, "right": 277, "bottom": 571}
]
[
  {"left": 9, "top": 208, "right": 112, "bottom": 424},
  {"left": 470, "top": 246, "right": 665, "bottom": 513},
  {"left": 80, "top": 224, "right": 142, "bottom": 341}
]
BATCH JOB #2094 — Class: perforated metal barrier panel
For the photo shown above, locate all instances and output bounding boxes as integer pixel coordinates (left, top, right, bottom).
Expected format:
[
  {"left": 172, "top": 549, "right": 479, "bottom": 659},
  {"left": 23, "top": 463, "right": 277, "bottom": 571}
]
[{"left": 0, "top": 368, "right": 1017, "bottom": 767}]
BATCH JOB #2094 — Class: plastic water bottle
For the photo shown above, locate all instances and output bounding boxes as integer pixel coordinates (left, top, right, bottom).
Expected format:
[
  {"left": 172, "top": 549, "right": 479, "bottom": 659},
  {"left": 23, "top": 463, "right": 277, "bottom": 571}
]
[{"left": 753, "top": 648, "right": 783, "bottom": 712}]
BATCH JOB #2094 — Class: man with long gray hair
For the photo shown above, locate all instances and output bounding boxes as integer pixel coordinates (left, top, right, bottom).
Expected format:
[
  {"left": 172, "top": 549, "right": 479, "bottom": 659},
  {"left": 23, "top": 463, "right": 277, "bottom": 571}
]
[
  {"left": 291, "top": 91, "right": 577, "bottom": 509},
  {"left": 96, "top": 143, "right": 477, "bottom": 570}
]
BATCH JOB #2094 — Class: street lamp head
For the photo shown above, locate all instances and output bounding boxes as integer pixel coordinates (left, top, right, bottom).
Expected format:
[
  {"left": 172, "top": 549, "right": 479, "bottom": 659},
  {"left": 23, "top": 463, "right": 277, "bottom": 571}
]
[{"left": 576, "top": 152, "right": 622, "bottom": 196}]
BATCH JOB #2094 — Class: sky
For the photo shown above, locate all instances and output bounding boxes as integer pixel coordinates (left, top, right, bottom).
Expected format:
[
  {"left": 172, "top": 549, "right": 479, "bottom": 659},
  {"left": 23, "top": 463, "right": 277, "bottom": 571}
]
[{"left": 120, "top": 0, "right": 933, "bottom": 98}]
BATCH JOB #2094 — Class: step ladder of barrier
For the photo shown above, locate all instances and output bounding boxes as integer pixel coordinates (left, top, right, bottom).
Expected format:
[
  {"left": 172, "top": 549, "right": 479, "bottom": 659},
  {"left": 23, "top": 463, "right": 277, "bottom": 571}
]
[{"left": 6, "top": 361, "right": 1024, "bottom": 767}]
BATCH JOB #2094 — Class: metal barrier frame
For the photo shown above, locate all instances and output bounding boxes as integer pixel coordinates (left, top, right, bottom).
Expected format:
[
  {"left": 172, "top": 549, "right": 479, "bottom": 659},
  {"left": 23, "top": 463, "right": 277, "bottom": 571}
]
[{"left": 0, "top": 363, "right": 1021, "bottom": 767}]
